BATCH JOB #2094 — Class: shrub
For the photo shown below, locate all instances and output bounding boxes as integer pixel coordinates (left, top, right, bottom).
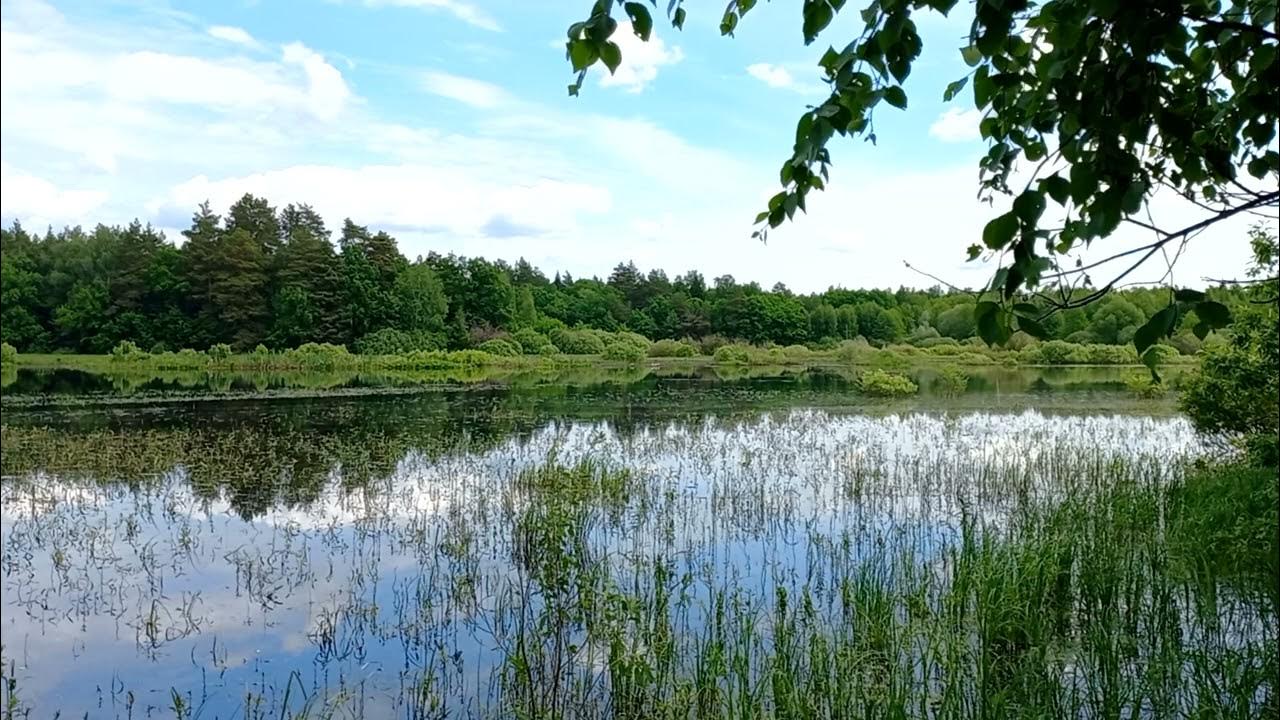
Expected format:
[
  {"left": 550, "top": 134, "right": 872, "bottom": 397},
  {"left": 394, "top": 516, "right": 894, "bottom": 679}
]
[
  {"left": 355, "top": 328, "right": 442, "bottom": 355},
  {"left": 1124, "top": 373, "right": 1165, "bottom": 399},
  {"left": 783, "top": 344, "right": 811, "bottom": 359},
  {"left": 905, "top": 326, "right": 941, "bottom": 345},
  {"left": 477, "top": 338, "right": 521, "bottom": 357},
  {"left": 956, "top": 352, "right": 995, "bottom": 365},
  {"left": 1140, "top": 343, "right": 1181, "bottom": 366},
  {"left": 835, "top": 337, "right": 874, "bottom": 363},
  {"left": 697, "top": 334, "right": 732, "bottom": 355},
  {"left": 648, "top": 339, "right": 698, "bottom": 358},
  {"left": 611, "top": 331, "right": 652, "bottom": 353},
  {"left": 110, "top": 340, "right": 147, "bottom": 361},
  {"left": 918, "top": 337, "right": 960, "bottom": 350},
  {"left": 148, "top": 342, "right": 167, "bottom": 354},
  {"left": 253, "top": 343, "right": 270, "bottom": 355},
  {"left": 512, "top": 328, "right": 554, "bottom": 355},
  {"left": 207, "top": 343, "right": 233, "bottom": 362},
  {"left": 859, "top": 369, "right": 919, "bottom": 397},
  {"left": 538, "top": 344, "right": 560, "bottom": 356},
  {"left": 0, "top": 342, "right": 16, "bottom": 365},
  {"left": 603, "top": 341, "right": 646, "bottom": 363},
  {"left": 935, "top": 366, "right": 969, "bottom": 396},
  {"left": 713, "top": 344, "right": 752, "bottom": 365},
  {"left": 447, "top": 350, "right": 494, "bottom": 366},
  {"left": 550, "top": 328, "right": 606, "bottom": 355}
]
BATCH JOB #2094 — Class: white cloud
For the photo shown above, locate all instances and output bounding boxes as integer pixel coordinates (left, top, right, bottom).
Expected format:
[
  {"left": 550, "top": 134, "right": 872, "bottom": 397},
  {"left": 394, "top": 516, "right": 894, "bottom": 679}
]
[
  {"left": 360, "top": 0, "right": 501, "bottom": 31},
  {"left": 281, "top": 43, "right": 352, "bottom": 120},
  {"left": 420, "top": 71, "right": 507, "bottom": 108},
  {"left": 746, "top": 63, "right": 794, "bottom": 89},
  {"left": 599, "top": 22, "right": 683, "bottom": 93},
  {"left": 929, "top": 107, "right": 983, "bottom": 142},
  {"left": 0, "top": 163, "right": 109, "bottom": 227},
  {"left": 207, "top": 25, "right": 258, "bottom": 48}
]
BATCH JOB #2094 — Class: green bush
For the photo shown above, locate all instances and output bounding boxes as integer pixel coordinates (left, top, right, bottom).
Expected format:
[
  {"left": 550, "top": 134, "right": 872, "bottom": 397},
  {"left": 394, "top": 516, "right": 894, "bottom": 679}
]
[
  {"left": 1124, "top": 373, "right": 1165, "bottom": 399},
  {"left": 110, "top": 340, "right": 148, "bottom": 361},
  {"left": 713, "top": 344, "right": 752, "bottom": 365},
  {"left": 905, "top": 326, "right": 941, "bottom": 345},
  {"left": 603, "top": 341, "right": 646, "bottom": 363},
  {"left": 647, "top": 339, "right": 698, "bottom": 358},
  {"left": 537, "top": 344, "right": 560, "bottom": 356},
  {"left": 477, "top": 338, "right": 521, "bottom": 357},
  {"left": 859, "top": 369, "right": 919, "bottom": 397},
  {"left": 918, "top": 337, "right": 960, "bottom": 350},
  {"left": 355, "top": 328, "right": 442, "bottom": 355},
  {"left": 550, "top": 328, "right": 606, "bottom": 355},
  {"left": 1140, "top": 343, "right": 1181, "bottom": 367},
  {"left": 698, "top": 334, "right": 732, "bottom": 355},
  {"left": 0, "top": 342, "right": 16, "bottom": 365},
  {"left": 835, "top": 337, "right": 874, "bottom": 363},
  {"left": 447, "top": 350, "right": 493, "bottom": 366},
  {"left": 512, "top": 328, "right": 554, "bottom": 355},
  {"left": 207, "top": 343, "right": 233, "bottom": 361},
  {"left": 253, "top": 343, "right": 270, "bottom": 355},
  {"left": 611, "top": 331, "right": 652, "bottom": 353},
  {"left": 783, "top": 344, "right": 811, "bottom": 359},
  {"left": 148, "top": 342, "right": 167, "bottom": 354},
  {"left": 935, "top": 366, "right": 969, "bottom": 396}
]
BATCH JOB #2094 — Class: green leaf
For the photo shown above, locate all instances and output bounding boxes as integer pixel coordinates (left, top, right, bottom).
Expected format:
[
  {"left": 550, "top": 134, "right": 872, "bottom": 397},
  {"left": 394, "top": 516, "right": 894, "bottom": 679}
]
[
  {"left": 802, "top": 0, "right": 834, "bottom": 44},
  {"left": 1192, "top": 320, "right": 1212, "bottom": 341},
  {"left": 960, "top": 45, "right": 983, "bottom": 67},
  {"left": 624, "top": 2, "right": 653, "bottom": 40},
  {"left": 1012, "top": 190, "right": 1046, "bottom": 224},
  {"left": 1041, "top": 175, "right": 1070, "bottom": 205},
  {"left": 1141, "top": 347, "right": 1163, "bottom": 383},
  {"left": 720, "top": 10, "right": 738, "bottom": 35},
  {"left": 977, "top": 307, "right": 1011, "bottom": 346},
  {"left": 568, "top": 39, "right": 598, "bottom": 72},
  {"left": 1194, "top": 300, "right": 1231, "bottom": 328},
  {"left": 883, "top": 86, "right": 908, "bottom": 109},
  {"left": 1173, "top": 288, "right": 1205, "bottom": 303},
  {"left": 1011, "top": 302, "right": 1038, "bottom": 317},
  {"left": 942, "top": 77, "right": 968, "bottom": 101},
  {"left": 1017, "top": 316, "right": 1050, "bottom": 339},
  {"left": 599, "top": 41, "right": 622, "bottom": 74},
  {"left": 982, "top": 213, "right": 1019, "bottom": 250},
  {"left": 673, "top": 7, "right": 686, "bottom": 29},
  {"left": 967, "top": 244, "right": 982, "bottom": 260},
  {"left": 1133, "top": 305, "right": 1177, "bottom": 356}
]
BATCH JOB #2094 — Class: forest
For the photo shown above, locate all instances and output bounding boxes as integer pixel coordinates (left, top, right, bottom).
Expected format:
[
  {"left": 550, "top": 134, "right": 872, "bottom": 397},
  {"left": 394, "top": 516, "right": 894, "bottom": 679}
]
[{"left": 0, "top": 193, "right": 1257, "bottom": 357}]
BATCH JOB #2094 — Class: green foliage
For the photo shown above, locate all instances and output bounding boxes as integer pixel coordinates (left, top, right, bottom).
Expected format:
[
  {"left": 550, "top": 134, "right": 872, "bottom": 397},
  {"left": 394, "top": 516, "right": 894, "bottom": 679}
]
[
  {"left": 478, "top": 338, "right": 522, "bottom": 357},
  {"left": 602, "top": 341, "right": 646, "bottom": 363},
  {"left": 935, "top": 366, "right": 969, "bottom": 396},
  {"left": 354, "top": 328, "right": 442, "bottom": 355},
  {"left": 1124, "top": 373, "right": 1165, "bottom": 399},
  {"left": 713, "top": 344, "right": 752, "bottom": 365},
  {"left": 550, "top": 328, "right": 606, "bottom": 355},
  {"left": 207, "top": 343, "right": 233, "bottom": 362},
  {"left": 564, "top": 2, "right": 1278, "bottom": 359},
  {"left": 512, "top": 328, "right": 555, "bottom": 355},
  {"left": 858, "top": 369, "right": 918, "bottom": 397},
  {"left": 647, "top": 339, "right": 698, "bottom": 358},
  {"left": 1, "top": 342, "right": 17, "bottom": 365},
  {"left": 1181, "top": 309, "right": 1279, "bottom": 464},
  {"left": 109, "top": 340, "right": 147, "bottom": 361}
]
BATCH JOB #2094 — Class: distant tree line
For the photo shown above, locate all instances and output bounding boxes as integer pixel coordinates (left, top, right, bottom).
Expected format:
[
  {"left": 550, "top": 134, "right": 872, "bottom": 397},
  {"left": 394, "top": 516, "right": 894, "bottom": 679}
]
[{"left": 0, "top": 194, "right": 1253, "bottom": 355}]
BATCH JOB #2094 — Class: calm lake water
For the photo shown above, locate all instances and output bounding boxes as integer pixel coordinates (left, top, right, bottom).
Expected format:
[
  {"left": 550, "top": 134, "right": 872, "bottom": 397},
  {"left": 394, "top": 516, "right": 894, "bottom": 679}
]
[{"left": 2, "top": 369, "right": 1264, "bottom": 718}]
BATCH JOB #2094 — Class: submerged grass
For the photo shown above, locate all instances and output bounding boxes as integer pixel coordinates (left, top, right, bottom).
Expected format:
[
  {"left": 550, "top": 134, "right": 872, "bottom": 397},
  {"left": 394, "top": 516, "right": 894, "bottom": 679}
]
[{"left": 0, "top": 410, "right": 1272, "bottom": 718}]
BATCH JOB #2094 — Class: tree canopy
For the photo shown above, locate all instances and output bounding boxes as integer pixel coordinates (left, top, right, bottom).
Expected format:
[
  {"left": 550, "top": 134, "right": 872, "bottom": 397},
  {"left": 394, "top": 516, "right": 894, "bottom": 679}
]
[{"left": 564, "top": 0, "right": 1278, "bottom": 360}]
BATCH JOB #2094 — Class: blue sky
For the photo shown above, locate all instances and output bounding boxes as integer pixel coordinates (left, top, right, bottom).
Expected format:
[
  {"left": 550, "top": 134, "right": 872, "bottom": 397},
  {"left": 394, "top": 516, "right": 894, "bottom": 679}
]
[{"left": 0, "top": 0, "right": 1257, "bottom": 291}]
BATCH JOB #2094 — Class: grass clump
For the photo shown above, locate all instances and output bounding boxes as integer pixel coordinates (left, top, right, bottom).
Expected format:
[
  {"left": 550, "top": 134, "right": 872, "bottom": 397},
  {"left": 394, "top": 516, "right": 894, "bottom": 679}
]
[
  {"left": 713, "top": 344, "right": 752, "bottom": 365},
  {"left": 603, "top": 341, "right": 646, "bottom": 364},
  {"left": 477, "top": 338, "right": 522, "bottom": 357},
  {"left": 647, "top": 339, "right": 698, "bottom": 358},
  {"left": 859, "top": 368, "right": 918, "bottom": 396}
]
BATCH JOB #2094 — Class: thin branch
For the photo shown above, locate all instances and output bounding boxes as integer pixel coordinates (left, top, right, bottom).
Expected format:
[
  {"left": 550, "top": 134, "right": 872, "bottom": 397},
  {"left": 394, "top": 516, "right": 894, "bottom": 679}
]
[
  {"left": 1202, "top": 275, "right": 1280, "bottom": 285},
  {"left": 1189, "top": 16, "right": 1280, "bottom": 41},
  {"left": 902, "top": 261, "right": 977, "bottom": 296}
]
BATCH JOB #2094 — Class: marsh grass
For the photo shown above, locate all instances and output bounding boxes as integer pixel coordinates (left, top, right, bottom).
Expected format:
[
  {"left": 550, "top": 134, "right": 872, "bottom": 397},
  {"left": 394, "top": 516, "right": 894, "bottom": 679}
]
[{"left": 0, "top": 410, "right": 1272, "bottom": 718}]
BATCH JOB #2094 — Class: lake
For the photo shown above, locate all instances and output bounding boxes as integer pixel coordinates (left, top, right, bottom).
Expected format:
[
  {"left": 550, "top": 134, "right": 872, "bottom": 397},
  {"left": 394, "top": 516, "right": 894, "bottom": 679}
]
[{"left": 1, "top": 367, "right": 1273, "bottom": 718}]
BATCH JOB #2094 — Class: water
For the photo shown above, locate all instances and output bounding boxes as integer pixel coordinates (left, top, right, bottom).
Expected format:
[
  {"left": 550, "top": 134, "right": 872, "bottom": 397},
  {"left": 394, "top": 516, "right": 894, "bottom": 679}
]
[{"left": 0, "top": 374, "right": 1259, "bottom": 718}]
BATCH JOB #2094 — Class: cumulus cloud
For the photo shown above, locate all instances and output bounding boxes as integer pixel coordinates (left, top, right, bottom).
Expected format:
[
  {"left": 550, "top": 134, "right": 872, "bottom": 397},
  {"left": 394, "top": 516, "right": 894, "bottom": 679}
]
[
  {"left": 207, "top": 25, "right": 258, "bottom": 48},
  {"left": 360, "top": 0, "right": 501, "bottom": 31},
  {"left": 421, "top": 71, "right": 507, "bottom": 108},
  {"left": 746, "top": 63, "right": 794, "bottom": 88},
  {"left": 0, "top": 163, "right": 108, "bottom": 227},
  {"left": 599, "top": 22, "right": 683, "bottom": 93},
  {"left": 929, "top": 107, "right": 983, "bottom": 142}
]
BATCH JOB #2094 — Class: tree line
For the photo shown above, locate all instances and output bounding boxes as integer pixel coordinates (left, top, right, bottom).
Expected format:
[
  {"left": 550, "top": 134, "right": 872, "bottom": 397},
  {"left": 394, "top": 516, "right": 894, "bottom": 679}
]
[{"left": 0, "top": 194, "right": 1252, "bottom": 355}]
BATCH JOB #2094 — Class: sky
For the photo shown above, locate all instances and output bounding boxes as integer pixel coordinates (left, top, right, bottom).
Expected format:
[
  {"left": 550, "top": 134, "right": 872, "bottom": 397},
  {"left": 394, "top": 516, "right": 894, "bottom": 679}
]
[{"left": 0, "top": 0, "right": 1263, "bottom": 292}]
